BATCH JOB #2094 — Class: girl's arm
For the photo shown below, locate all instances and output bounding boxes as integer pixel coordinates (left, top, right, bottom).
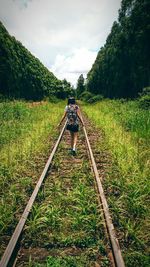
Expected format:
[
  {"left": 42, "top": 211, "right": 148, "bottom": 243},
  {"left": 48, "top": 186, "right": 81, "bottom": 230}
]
[{"left": 58, "top": 111, "right": 67, "bottom": 126}]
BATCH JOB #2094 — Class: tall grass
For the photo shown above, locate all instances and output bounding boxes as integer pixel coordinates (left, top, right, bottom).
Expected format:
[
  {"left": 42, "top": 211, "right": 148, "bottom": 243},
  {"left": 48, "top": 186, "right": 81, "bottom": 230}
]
[
  {"left": 83, "top": 99, "right": 150, "bottom": 267},
  {"left": 0, "top": 100, "right": 64, "bottom": 255}
]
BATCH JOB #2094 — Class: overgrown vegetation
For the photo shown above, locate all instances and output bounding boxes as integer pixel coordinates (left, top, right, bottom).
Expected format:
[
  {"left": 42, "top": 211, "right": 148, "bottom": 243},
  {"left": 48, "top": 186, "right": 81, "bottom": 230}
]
[
  {"left": 86, "top": 0, "right": 150, "bottom": 98},
  {"left": 0, "top": 22, "right": 74, "bottom": 100},
  {"left": 83, "top": 99, "right": 150, "bottom": 267},
  {"left": 1, "top": 97, "right": 149, "bottom": 266},
  {"left": 16, "top": 125, "right": 109, "bottom": 266},
  {"left": 0, "top": 100, "right": 65, "bottom": 256},
  {"left": 80, "top": 91, "right": 104, "bottom": 103},
  {"left": 138, "top": 87, "right": 150, "bottom": 110},
  {"left": 28, "top": 254, "right": 109, "bottom": 267}
]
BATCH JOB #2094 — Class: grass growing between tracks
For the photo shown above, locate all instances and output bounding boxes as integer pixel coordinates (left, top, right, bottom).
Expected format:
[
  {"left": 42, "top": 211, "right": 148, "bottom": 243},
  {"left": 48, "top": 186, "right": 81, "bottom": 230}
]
[
  {"left": 0, "top": 100, "right": 65, "bottom": 256},
  {"left": 19, "top": 130, "right": 110, "bottom": 267},
  {"left": 83, "top": 100, "right": 150, "bottom": 267}
]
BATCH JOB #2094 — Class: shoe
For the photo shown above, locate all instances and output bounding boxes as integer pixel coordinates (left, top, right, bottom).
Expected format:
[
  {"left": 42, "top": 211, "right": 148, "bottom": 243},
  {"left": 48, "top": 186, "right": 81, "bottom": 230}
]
[{"left": 72, "top": 150, "right": 76, "bottom": 156}]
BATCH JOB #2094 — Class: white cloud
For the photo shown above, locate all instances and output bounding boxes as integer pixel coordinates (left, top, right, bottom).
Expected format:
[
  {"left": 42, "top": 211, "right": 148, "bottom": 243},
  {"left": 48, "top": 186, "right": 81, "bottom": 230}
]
[
  {"left": 51, "top": 48, "right": 97, "bottom": 86},
  {"left": 0, "top": 0, "right": 122, "bottom": 85},
  {"left": 13, "top": 0, "right": 32, "bottom": 9}
]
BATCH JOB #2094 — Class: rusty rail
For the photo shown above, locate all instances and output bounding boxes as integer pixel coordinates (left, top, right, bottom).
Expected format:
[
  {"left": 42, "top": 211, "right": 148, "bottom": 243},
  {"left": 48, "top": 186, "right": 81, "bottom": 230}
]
[
  {"left": 0, "top": 121, "right": 67, "bottom": 267},
  {"left": 83, "top": 124, "right": 125, "bottom": 267}
]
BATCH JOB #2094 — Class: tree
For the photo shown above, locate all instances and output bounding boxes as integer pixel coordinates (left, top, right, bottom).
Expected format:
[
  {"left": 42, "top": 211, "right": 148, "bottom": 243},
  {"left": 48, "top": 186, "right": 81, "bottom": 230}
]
[
  {"left": 0, "top": 22, "right": 72, "bottom": 100},
  {"left": 76, "top": 74, "right": 85, "bottom": 98},
  {"left": 86, "top": 0, "right": 150, "bottom": 99}
]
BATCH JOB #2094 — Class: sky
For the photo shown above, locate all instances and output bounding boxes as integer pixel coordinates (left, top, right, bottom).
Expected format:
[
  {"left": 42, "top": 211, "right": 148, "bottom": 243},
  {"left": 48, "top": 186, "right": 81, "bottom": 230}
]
[{"left": 0, "top": 0, "right": 122, "bottom": 86}]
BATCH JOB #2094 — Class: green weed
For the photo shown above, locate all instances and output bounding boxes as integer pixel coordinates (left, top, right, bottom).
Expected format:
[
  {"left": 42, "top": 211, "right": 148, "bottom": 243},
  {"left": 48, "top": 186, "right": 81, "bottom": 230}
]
[
  {"left": 20, "top": 128, "right": 108, "bottom": 265},
  {"left": 0, "top": 100, "right": 65, "bottom": 256}
]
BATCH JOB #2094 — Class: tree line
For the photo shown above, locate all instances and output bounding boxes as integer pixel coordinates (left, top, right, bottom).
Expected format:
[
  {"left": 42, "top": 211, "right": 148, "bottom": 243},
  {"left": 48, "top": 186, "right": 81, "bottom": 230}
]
[
  {"left": 85, "top": 0, "right": 150, "bottom": 99},
  {"left": 0, "top": 22, "right": 74, "bottom": 100}
]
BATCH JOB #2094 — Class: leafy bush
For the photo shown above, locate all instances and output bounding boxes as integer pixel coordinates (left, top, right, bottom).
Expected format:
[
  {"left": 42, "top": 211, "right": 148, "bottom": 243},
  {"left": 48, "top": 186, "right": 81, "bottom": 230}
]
[
  {"left": 80, "top": 91, "right": 94, "bottom": 101},
  {"left": 0, "top": 94, "right": 6, "bottom": 102},
  {"left": 138, "top": 95, "right": 150, "bottom": 109},
  {"left": 47, "top": 95, "right": 59, "bottom": 103},
  {"left": 119, "top": 98, "right": 128, "bottom": 103},
  {"left": 80, "top": 91, "right": 104, "bottom": 103},
  {"left": 88, "top": 94, "right": 104, "bottom": 103},
  {"left": 138, "top": 87, "right": 150, "bottom": 109},
  {"left": 139, "top": 87, "right": 150, "bottom": 97}
]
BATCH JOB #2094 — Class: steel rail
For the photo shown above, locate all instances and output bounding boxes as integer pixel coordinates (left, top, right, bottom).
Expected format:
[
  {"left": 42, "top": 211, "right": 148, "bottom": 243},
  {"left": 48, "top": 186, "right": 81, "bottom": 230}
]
[
  {"left": 0, "top": 121, "right": 67, "bottom": 267},
  {"left": 83, "top": 124, "right": 125, "bottom": 267}
]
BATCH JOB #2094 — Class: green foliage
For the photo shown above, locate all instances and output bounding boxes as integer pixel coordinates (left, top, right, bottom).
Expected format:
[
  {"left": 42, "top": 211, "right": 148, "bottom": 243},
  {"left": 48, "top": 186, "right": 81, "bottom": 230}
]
[
  {"left": 138, "top": 87, "right": 150, "bottom": 109},
  {"left": 139, "top": 87, "right": 150, "bottom": 97},
  {"left": 29, "top": 254, "right": 109, "bottom": 267},
  {"left": 79, "top": 91, "right": 104, "bottom": 103},
  {"left": 0, "top": 93, "right": 6, "bottom": 101},
  {"left": 46, "top": 95, "right": 60, "bottom": 103},
  {"left": 124, "top": 252, "right": 150, "bottom": 267},
  {"left": 20, "top": 126, "right": 108, "bottom": 265},
  {"left": 79, "top": 91, "right": 94, "bottom": 101},
  {"left": 76, "top": 74, "right": 85, "bottom": 98},
  {"left": 83, "top": 100, "right": 150, "bottom": 266},
  {"left": 0, "top": 100, "right": 64, "bottom": 253},
  {"left": 46, "top": 256, "right": 81, "bottom": 267},
  {"left": 87, "top": 94, "right": 104, "bottom": 103},
  {"left": 87, "top": 0, "right": 150, "bottom": 98},
  {"left": 0, "top": 22, "right": 73, "bottom": 100},
  {"left": 138, "top": 94, "right": 150, "bottom": 109}
]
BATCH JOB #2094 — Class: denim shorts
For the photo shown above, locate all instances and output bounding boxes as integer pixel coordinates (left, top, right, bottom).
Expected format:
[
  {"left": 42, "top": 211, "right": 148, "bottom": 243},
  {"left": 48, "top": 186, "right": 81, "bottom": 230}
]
[{"left": 66, "top": 124, "right": 79, "bottom": 132}]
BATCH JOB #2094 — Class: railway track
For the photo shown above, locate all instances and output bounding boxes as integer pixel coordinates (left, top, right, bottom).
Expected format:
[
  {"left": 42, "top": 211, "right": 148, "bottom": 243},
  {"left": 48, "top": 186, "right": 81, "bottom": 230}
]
[{"left": 0, "top": 113, "right": 125, "bottom": 267}]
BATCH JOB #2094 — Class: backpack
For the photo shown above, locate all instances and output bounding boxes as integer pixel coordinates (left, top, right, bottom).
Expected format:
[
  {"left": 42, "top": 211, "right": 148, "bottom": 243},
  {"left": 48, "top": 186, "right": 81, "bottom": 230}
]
[{"left": 66, "top": 104, "right": 78, "bottom": 126}]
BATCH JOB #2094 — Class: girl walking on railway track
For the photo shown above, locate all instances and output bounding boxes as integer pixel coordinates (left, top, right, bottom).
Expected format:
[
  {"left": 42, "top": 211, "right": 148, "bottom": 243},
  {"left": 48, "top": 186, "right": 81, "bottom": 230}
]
[{"left": 59, "top": 97, "right": 84, "bottom": 155}]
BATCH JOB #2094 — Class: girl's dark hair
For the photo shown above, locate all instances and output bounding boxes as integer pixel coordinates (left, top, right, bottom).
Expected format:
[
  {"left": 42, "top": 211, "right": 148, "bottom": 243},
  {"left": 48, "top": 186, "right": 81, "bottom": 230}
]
[{"left": 68, "top": 97, "right": 75, "bottom": 105}]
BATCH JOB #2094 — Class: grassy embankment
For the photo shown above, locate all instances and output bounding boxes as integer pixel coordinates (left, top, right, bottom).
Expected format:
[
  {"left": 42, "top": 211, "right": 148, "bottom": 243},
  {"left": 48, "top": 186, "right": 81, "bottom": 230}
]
[
  {"left": 0, "top": 100, "right": 64, "bottom": 256},
  {"left": 83, "top": 100, "right": 150, "bottom": 267}
]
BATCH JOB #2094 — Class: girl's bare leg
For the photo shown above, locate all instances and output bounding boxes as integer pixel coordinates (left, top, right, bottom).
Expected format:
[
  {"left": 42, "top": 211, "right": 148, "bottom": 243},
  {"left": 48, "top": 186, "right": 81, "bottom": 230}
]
[
  {"left": 70, "top": 131, "right": 74, "bottom": 149},
  {"left": 73, "top": 132, "right": 78, "bottom": 151}
]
